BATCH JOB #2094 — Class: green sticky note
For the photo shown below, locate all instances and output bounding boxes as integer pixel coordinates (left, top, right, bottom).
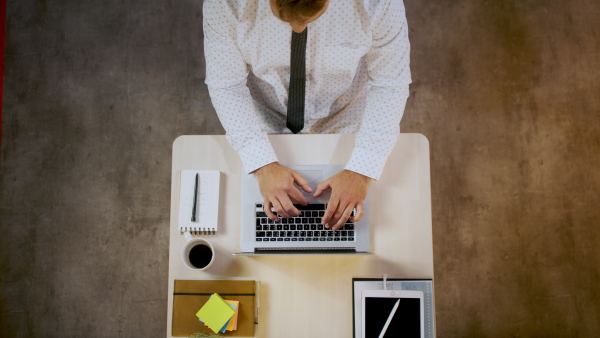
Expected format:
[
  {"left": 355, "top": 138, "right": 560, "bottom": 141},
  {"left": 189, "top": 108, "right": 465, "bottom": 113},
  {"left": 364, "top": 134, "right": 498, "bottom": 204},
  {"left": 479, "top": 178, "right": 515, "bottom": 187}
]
[{"left": 195, "top": 293, "right": 236, "bottom": 333}]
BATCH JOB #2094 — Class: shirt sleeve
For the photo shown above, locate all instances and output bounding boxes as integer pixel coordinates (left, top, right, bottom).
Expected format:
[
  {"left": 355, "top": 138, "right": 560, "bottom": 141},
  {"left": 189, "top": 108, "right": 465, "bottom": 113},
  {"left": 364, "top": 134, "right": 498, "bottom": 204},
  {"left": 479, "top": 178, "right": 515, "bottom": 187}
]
[
  {"left": 203, "top": 0, "right": 278, "bottom": 173},
  {"left": 344, "top": 0, "right": 412, "bottom": 180}
]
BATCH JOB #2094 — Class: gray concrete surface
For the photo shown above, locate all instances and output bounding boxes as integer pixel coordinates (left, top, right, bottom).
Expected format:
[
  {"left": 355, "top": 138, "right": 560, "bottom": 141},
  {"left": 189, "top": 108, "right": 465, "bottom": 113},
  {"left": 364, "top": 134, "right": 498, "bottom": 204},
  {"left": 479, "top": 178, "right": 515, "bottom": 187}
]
[{"left": 1, "top": 0, "right": 599, "bottom": 336}]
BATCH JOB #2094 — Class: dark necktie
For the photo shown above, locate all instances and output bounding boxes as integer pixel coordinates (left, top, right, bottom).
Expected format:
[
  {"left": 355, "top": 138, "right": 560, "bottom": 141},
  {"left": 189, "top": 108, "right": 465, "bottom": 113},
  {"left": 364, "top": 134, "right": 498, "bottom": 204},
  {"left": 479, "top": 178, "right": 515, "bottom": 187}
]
[{"left": 286, "top": 28, "right": 307, "bottom": 134}]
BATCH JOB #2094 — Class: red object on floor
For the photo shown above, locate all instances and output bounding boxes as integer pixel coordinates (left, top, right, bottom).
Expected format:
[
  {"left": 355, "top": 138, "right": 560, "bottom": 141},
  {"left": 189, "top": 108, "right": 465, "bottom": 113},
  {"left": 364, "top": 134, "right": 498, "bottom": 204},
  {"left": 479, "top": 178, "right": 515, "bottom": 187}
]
[{"left": 0, "top": 0, "right": 6, "bottom": 145}]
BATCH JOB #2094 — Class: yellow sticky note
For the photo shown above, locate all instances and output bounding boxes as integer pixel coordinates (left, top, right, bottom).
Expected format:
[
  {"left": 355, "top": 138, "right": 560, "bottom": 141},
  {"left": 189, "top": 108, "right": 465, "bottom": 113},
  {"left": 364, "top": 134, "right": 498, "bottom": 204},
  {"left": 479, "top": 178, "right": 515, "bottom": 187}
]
[
  {"left": 195, "top": 293, "right": 236, "bottom": 333},
  {"left": 225, "top": 300, "right": 240, "bottom": 331}
]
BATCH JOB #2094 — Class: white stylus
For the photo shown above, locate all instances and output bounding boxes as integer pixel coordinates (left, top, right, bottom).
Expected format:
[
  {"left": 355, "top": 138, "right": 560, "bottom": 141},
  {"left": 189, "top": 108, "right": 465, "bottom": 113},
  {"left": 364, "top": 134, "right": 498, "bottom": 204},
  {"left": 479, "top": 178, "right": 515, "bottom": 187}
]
[{"left": 378, "top": 299, "right": 400, "bottom": 338}]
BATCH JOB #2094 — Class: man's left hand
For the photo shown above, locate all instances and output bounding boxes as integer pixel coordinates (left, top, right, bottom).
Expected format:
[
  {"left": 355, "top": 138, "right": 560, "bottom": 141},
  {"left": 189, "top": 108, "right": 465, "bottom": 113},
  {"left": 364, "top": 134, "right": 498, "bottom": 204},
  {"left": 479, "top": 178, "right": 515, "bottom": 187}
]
[{"left": 313, "top": 170, "right": 371, "bottom": 230}]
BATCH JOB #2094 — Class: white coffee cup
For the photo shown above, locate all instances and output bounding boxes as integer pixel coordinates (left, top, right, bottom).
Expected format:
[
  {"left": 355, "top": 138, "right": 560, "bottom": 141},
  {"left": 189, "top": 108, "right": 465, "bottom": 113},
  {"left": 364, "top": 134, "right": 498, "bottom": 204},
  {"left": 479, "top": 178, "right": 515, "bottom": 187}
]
[{"left": 181, "top": 232, "right": 215, "bottom": 270}]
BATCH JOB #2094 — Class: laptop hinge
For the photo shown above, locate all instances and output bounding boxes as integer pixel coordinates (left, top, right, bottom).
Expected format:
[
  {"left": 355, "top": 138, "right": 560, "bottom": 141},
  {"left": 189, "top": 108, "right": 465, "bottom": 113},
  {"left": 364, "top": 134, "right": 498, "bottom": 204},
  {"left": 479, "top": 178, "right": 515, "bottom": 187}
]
[{"left": 255, "top": 247, "right": 357, "bottom": 254}]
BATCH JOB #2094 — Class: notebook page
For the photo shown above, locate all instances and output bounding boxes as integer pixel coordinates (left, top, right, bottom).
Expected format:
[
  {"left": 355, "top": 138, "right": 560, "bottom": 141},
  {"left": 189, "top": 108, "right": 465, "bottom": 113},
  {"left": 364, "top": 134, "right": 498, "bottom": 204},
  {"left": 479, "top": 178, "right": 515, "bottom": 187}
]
[{"left": 179, "top": 170, "right": 220, "bottom": 232}]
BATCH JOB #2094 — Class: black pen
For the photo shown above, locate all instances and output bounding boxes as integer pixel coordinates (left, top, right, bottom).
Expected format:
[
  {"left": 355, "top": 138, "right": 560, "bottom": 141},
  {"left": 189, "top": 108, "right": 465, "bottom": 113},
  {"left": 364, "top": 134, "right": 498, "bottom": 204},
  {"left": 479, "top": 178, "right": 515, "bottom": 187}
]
[{"left": 191, "top": 173, "right": 199, "bottom": 222}]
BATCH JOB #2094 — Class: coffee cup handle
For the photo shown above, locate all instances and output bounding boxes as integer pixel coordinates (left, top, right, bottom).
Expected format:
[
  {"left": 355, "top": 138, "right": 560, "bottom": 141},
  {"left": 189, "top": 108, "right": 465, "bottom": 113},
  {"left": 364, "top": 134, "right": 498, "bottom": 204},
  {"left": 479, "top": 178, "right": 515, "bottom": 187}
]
[{"left": 184, "top": 231, "right": 196, "bottom": 242}]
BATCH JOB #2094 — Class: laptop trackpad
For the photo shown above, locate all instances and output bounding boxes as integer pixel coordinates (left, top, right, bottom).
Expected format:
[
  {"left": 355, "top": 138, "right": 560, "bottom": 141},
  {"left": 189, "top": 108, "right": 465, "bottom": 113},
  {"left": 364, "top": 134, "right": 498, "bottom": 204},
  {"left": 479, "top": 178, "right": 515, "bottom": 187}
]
[{"left": 295, "top": 170, "right": 324, "bottom": 198}]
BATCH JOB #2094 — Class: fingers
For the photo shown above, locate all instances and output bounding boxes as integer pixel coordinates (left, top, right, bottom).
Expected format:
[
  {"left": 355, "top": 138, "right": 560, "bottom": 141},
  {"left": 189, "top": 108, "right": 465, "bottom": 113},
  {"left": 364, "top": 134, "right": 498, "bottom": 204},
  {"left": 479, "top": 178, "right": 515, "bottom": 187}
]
[
  {"left": 321, "top": 197, "right": 338, "bottom": 228},
  {"left": 319, "top": 170, "right": 370, "bottom": 229},
  {"left": 263, "top": 200, "right": 277, "bottom": 221},
  {"left": 322, "top": 192, "right": 362, "bottom": 230},
  {"left": 323, "top": 199, "right": 355, "bottom": 230},
  {"left": 349, "top": 202, "right": 364, "bottom": 222},
  {"left": 255, "top": 163, "right": 305, "bottom": 219},
  {"left": 276, "top": 194, "right": 299, "bottom": 218},
  {"left": 264, "top": 196, "right": 298, "bottom": 221},
  {"left": 292, "top": 171, "right": 313, "bottom": 194},
  {"left": 270, "top": 196, "right": 297, "bottom": 219},
  {"left": 331, "top": 204, "right": 355, "bottom": 231},
  {"left": 288, "top": 186, "right": 308, "bottom": 206},
  {"left": 265, "top": 186, "right": 304, "bottom": 220},
  {"left": 313, "top": 179, "right": 332, "bottom": 198}
]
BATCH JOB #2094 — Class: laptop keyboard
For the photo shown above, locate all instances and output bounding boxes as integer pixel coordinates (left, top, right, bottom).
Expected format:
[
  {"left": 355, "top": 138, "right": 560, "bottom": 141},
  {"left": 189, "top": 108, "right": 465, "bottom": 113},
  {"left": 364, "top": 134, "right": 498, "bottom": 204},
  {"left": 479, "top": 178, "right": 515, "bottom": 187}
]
[{"left": 255, "top": 203, "right": 356, "bottom": 242}]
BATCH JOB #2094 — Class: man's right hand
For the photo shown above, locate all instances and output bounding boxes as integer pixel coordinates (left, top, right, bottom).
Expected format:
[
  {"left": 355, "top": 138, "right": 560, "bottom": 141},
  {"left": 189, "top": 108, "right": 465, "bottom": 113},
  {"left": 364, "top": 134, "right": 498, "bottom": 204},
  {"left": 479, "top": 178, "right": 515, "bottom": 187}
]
[{"left": 253, "top": 162, "right": 313, "bottom": 221}]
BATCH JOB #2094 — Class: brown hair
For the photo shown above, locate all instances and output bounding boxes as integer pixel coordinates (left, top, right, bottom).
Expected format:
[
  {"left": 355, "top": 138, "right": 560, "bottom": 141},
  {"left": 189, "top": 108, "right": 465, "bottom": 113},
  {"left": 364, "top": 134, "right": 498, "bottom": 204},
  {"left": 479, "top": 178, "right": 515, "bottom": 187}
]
[{"left": 275, "top": 0, "right": 328, "bottom": 22}]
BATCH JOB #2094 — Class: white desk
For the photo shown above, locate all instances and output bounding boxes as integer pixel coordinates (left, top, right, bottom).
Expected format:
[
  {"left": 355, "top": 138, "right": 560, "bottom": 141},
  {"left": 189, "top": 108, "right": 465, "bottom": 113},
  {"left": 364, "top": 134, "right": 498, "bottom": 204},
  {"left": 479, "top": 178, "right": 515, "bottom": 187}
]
[{"left": 167, "top": 134, "right": 434, "bottom": 337}]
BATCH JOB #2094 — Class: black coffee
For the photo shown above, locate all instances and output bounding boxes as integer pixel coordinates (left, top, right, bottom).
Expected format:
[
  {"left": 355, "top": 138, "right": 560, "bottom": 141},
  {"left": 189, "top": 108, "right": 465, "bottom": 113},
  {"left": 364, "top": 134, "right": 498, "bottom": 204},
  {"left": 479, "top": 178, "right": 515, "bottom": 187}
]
[{"left": 188, "top": 244, "right": 213, "bottom": 269}]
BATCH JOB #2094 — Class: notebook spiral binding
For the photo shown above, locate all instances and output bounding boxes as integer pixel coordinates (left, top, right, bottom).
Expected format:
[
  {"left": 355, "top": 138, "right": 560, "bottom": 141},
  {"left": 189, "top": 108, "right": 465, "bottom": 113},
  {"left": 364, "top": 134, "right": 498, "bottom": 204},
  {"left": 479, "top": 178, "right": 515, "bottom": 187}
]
[{"left": 180, "top": 227, "right": 216, "bottom": 236}]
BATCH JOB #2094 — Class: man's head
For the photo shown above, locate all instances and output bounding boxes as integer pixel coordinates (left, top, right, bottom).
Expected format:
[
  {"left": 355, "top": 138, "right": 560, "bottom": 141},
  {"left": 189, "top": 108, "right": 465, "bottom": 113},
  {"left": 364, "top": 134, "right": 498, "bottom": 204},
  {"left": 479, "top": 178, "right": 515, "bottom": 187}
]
[{"left": 270, "top": 0, "right": 330, "bottom": 33}]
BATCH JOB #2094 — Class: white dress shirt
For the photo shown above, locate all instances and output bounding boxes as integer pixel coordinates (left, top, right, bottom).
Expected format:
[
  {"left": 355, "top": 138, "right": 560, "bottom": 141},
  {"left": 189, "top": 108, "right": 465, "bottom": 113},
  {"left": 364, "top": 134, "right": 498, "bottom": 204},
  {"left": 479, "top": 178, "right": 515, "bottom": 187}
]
[{"left": 203, "top": 0, "right": 411, "bottom": 180}]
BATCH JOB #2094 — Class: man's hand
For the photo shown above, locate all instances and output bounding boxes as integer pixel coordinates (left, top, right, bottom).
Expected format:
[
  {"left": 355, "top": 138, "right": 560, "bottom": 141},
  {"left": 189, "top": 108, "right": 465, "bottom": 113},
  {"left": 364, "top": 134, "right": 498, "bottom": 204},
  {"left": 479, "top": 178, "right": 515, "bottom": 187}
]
[
  {"left": 313, "top": 170, "right": 371, "bottom": 230},
  {"left": 254, "top": 162, "right": 313, "bottom": 220}
]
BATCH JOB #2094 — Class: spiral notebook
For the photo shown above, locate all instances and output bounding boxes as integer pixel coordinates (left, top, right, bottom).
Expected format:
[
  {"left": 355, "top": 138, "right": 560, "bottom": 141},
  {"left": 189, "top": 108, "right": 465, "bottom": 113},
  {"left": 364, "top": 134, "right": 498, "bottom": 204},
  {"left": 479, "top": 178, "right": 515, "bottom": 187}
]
[{"left": 178, "top": 170, "right": 220, "bottom": 235}]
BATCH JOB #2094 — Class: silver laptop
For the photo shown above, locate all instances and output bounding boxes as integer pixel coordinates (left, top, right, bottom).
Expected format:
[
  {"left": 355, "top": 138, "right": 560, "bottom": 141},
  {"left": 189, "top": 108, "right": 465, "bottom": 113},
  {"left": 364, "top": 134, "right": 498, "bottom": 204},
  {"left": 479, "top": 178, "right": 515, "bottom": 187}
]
[{"left": 235, "top": 164, "right": 372, "bottom": 255}]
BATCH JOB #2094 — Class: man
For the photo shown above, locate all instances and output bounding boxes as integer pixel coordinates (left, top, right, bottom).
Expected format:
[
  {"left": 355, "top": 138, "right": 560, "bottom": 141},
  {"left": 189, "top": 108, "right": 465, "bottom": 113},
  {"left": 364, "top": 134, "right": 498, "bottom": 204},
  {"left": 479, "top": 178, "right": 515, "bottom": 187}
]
[{"left": 203, "top": 0, "right": 411, "bottom": 230}]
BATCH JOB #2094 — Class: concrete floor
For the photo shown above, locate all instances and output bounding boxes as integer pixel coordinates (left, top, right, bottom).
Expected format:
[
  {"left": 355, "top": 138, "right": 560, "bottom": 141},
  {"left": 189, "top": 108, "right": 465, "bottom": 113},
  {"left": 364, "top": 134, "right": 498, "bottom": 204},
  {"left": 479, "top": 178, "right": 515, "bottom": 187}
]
[{"left": 1, "top": 0, "right": 598, "bottom": 337}]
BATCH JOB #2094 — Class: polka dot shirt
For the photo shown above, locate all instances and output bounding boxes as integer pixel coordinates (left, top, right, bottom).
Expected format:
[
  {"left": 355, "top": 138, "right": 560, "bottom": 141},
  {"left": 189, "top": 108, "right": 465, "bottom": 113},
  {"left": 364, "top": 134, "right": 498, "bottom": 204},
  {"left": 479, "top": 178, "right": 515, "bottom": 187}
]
[{"left": 203, "top": 0, "right": 411, "bottom": 180}]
